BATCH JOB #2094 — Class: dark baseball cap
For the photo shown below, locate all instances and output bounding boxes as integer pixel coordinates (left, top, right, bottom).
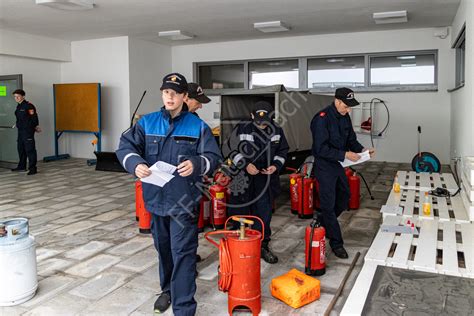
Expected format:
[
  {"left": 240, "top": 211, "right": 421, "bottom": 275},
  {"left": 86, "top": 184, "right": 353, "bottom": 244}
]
[
  {"left": 187, "top": 83, "right": 211, "bottom": 104},
  {"left": 335, "top": 87, "right": 359, "bottom": 107},
  {"left": 160, "top": 73, "right": 188, "bottom": 94},
  {"left": 252, "top": 101, "right": 273, "bottom": 124}
]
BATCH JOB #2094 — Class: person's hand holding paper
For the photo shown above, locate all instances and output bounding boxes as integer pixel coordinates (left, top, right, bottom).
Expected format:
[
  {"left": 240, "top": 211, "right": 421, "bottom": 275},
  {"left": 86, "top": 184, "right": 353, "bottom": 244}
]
[{"left": 140, "top": 161, "right": 177, "bottom": 187}]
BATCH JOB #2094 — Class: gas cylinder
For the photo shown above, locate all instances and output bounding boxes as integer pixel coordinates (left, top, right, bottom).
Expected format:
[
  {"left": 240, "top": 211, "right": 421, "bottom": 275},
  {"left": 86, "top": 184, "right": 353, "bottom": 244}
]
[
  {"left": 305, "top": 220, "right": 326, "bottom": 276},
  {"left": 0, "top": 218, "right": 38, "bottom": 306},
  {"left": 204, "top": 216, "right": 264, "bottom": 316},
  {"left": 135, "top": 180, "right": 151, "bottom": 234},
  {"left": 298, "top": 176, "right": 314, "bottom": 219},
  {"left": 348, "top": 171, "right": 361, "bottom": 210},
  {"left": 210, "top": 183, "right": 227, "bottom": 229},
  {"left": 289, "top": 173, "right": 302, "bottom": 214}
]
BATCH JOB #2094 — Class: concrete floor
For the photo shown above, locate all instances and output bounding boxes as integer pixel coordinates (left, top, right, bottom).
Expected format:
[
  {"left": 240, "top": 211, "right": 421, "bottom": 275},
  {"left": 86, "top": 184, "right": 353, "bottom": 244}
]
[{"left": 0, "top": 159, "right": 411, "bottom": 316}]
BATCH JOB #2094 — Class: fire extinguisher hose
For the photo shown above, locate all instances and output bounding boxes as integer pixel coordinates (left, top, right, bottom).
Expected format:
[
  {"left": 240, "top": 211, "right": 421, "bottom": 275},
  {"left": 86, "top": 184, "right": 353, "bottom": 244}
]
[
  {"left": 218, "top": 238, "right": 232, "bottom": 292},
  {"left": 204, "top": 230, "right": 237, "bottom": 292}
]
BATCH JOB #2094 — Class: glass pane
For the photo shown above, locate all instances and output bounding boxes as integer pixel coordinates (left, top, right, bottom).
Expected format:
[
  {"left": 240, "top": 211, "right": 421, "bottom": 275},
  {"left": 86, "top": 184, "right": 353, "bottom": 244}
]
[
  {"left": 249, "top": 59, "right": 299, "bottom": 89},
  {"left": 0, "top": 78, "right": 21, "bottom": 163},
  {"left": 370, "top": 54, "right": 435, "bottom": 86},
  {"left": 308, "top": 56, "right": 365, "bottom": 89},
  {"left": 198, "top": 64, "right": 244, "bottom": 89}
]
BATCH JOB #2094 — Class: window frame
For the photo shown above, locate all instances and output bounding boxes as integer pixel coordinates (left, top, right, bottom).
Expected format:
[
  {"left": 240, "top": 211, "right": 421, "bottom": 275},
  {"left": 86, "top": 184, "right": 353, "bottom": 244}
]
[
  {"left": 452, "top": 24, "right": 466, "bottom": 90},
  {"left": 194, "top": 49, "right": 439, "bottom": 95}
]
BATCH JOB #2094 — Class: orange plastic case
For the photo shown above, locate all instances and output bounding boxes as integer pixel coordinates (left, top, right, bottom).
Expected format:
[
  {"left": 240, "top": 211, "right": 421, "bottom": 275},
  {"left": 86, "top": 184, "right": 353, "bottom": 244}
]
[{"left": 270, "top": 269, "right": 321, "bottom": 309}]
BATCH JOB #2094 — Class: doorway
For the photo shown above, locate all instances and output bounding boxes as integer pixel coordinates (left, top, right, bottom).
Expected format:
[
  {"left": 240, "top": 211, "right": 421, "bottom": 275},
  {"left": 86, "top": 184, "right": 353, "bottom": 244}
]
[{"left": 0, "top": 74, "right": 23, "bottom": 169}]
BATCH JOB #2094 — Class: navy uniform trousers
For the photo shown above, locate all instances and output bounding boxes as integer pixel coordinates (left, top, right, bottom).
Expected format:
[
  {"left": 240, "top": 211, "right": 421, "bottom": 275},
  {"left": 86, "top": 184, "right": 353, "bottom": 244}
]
[
  {"left": 315, "top": 165, "right": 350, "bottom": 249},
  {"left": 150, "top": 212, "right": 198, "bottom": 316}
]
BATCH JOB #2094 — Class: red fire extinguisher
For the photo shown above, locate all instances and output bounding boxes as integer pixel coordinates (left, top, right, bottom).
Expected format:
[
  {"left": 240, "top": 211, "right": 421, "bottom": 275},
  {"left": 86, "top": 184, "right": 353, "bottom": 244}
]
[
  {"left": 289, "top": 172, "right": 302, "bottom": 215},
  {"left": 210, "top": 183, "right": 227, "bottom": 229},
  {"left": 313, "top": 178, "right": 321, "bottom": 210},
  {"left": 199, "top": 193, "right": 211, "bottom": 229},
  {"left": 298, "top": 176, "right": 314, "bottom": 219},
  {"left": 205, "top": 216, "right": 264, "bottom": 316},
  {"left": 305, "top": 220, "right": 326, "bottom": 276},
  {"left": 346, "top": 169, "right": 361, "bottom": 210},
  {"left": 135, "top": 180, "right": 151, "bottom": 234}
]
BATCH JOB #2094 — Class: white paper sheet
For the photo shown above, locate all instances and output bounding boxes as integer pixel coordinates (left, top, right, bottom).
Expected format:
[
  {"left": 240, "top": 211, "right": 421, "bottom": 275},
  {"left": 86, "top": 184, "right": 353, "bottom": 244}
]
[
  {"left": 140, "top": 161, "right": 177, "bottom": 187},
  {"left": 380, "top": 205, "right": 403, "bottom": 215},
  {"left": 340, "top": 150, "right": 371, "bottom": 168}
]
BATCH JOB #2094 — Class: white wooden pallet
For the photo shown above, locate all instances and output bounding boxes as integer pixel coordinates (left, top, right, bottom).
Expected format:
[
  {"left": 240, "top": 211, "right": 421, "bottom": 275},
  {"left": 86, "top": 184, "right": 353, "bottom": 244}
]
[
  {"left": 384, "top": 186, "right": 470, "bottom": 223},
  {"left": 342, "top": 215, "right": 474, "bottom": 316},
  {"left": 396, "top": 170, "right": 459, "bottom": 194},
  {"left": 366, "top": 215, "right": 474, "bottom": 277}
]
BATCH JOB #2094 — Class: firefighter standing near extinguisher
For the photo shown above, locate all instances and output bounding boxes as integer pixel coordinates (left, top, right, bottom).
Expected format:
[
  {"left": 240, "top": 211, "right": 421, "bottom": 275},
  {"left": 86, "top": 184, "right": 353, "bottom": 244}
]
[
  {"left": 225, "top": 101, "right": 289, "bottom": 264},
  {"left": 310, "top": 87, "right": 374, "bottom": 259},
  {"left": 116, "top": 73, "right": 222, "bottom": 315}
]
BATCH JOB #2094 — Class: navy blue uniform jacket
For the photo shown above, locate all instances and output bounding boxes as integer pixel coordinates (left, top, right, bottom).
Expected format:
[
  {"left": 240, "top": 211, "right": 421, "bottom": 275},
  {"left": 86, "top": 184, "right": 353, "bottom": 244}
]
[
  {"left": 311, "top": 103, "right": 364, "bottom": 172},
  {"left": 15, "top": 100, "right": 39, "bottom": 136},
  {"left": 116, "top": 107, "right": 222, "bottom": 216}
]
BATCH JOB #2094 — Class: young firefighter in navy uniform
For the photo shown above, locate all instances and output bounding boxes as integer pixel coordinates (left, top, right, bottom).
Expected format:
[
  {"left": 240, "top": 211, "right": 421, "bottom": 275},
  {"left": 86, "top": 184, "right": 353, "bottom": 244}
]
[
  {"left": 11, "top": 89, "right": 40, "bottom": 175},
  {"left": 116, "top": 73, "right": 222, "bottom": 316},
  {"left": 225, "top": 101, "right": 289, "bottom": 264},
  {"left": 310, "top": 87, "right": 374, "bottom": 259}
]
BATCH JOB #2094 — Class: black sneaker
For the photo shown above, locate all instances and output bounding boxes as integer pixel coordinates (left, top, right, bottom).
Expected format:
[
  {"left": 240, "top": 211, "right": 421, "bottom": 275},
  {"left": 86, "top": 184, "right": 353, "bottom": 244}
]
[
  {"left": 261, "top": 247, "right": 278, "bottom": 264},
  {"left": 11, "top": 168, "right": 26, "bottom": 172},
  {"left": 154, "top": 291, "right": 171, "bottom": 314},
  {"left": 27, "top": 169, "right": 37, "bottom": 175},
  {"left": 332, "top": 246, "right": 349, "bottom": 259}
]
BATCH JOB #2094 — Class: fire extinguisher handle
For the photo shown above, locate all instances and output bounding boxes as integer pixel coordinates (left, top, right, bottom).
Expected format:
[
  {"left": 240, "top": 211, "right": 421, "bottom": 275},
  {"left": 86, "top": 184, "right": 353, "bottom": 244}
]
[{"left": 224, "top": 215, "right": 265, "bottom": 241}]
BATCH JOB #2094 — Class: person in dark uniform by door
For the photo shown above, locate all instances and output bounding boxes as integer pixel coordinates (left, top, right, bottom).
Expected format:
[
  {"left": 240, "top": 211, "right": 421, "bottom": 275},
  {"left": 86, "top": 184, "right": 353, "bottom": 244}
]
[
  {"left": 11, "top": 89, "right": 40, "bottom": 175},
  {"left": 310, "top": 87, "right": 374, "bottom": 259},
  {"left": 225, "top": 100, "right": 289, "bottom": 264}
]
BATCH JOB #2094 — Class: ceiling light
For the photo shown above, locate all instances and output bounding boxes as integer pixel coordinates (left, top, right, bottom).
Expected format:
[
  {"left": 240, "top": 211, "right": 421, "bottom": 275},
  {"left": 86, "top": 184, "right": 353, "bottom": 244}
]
[
  {"left": 326, "top": 58, "right": 345, "bottom": 63},
  {"left": 36, "top": 0, "right": 94, "bottom": 10},
  {"left": 254, "top": 21, "right": 290, "bottom": 33},
  {"left": 373, "top": 10, "right": 407, "bottom": 24},
  {"left": 158, "top": 30, "right": 194, "bottom": 40},
  {"left": 397, "top": 56, "right": 416, "bottom": 60}
]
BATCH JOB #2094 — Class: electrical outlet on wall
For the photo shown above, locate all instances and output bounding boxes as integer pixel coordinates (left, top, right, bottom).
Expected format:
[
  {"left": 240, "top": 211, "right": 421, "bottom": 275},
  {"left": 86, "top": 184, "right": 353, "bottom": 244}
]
[{"left": 213, "top": 112, "right": 220, "bottom": 119}]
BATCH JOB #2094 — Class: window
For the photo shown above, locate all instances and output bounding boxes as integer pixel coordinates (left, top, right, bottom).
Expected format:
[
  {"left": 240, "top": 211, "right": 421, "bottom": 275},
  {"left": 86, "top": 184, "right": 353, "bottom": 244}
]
[
  {"left": 249, "top": 59, "right": 299, "bottom": 89},
  {"left": 308, "top": 56, "right": 365, "bottom": 89},
  {"left": 453, "top": 25, "right": 466, "bottom": 88},
  {"left": 198, "top": 64, "right": 245, "bottom": 89},
  {"left": 369, "top": 53, "right": 436, "bottom": 86},
  {"left": 195, "top": 50, "right": 438, "bottom": 92}
]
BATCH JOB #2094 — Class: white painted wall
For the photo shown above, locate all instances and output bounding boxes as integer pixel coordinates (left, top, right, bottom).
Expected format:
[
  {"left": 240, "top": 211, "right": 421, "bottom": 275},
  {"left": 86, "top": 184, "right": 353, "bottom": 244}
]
[
  {"left": 0, "top": 29, "right": 71, "bottom": 62},
  {"left": 128, "top": 38, "right": 171, "bottom": 117},
  {"left": 0, "top": 55, "right": 61, "bottom": 160},
  {"left": 172, "top": 28, "right": 454, "bottom": 163},
  {"left": 450, "top": 0, "right": 473, "bottom": 160},
  {"left": 60, "top": 36, "right": 130, "bottom": 158}
]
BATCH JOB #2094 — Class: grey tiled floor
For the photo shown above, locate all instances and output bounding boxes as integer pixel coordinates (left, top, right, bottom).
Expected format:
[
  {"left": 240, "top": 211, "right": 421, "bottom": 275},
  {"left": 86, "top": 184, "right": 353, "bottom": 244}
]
[{"left": 0, "top": 159, "right": 410, "bottom": 315}]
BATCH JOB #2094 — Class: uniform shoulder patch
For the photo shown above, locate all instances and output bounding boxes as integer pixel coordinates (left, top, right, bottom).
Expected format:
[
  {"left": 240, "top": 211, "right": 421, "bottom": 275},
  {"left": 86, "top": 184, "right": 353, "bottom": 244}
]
[
  {"left": 319, "top": 112, "right": 326, "bottom": 117},
  {"left": 28, "top": 109, "right": 35, "bottom": 115}
]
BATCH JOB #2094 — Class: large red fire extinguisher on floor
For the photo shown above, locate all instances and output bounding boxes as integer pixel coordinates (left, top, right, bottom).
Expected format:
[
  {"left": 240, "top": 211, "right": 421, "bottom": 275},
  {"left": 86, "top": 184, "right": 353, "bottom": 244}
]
[
  {"left": 210, "top": 183, "right": 227, "bottom": 229},
  {"left": 205, "top": 216, "right": 264, "bottom": 316},
  {"left": 345, "top": 168, "right": 361, "bottom": 210},
  {"left": 135, "top": 180, "right": 151, "bottom": 234},
  {"left": 305, "top": 220, "right": 326, "bottom": 276}
]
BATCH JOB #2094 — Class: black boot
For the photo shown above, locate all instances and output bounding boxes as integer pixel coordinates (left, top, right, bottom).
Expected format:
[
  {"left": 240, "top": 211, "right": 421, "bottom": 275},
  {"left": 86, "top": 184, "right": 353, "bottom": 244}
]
[
  {"left": 261, "top": 245, "right": 278, "bottom": 264},
  {"left": 11, "top": 167, "right": 26, "bottom": 172},
  {"left": 154, "top": 291, "right": 171, "bottom": 314},
  {"left": 332, "top": 246, "right": 349, "bottom": 259},
  {"left": 27, "top": 168, "right": 37, "bottom": 175}
]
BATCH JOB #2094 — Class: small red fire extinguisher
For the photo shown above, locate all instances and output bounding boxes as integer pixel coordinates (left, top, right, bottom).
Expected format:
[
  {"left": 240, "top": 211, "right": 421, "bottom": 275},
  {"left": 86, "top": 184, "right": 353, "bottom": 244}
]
[
  {"left": 347, "top": 170, "right": 360, "bottom": 210},
  {"left": 305, "top": 220, "right": 326, "bottom": 276},
  {"left": 298, "top": 176, "right": 314, "bottom": 219},
  {"left": 289, "top": 172, "right": 302, "bottom": 215},
  {"left": 135, "top": 180, "right": 151, "bottom": 234},
  {"left": 210, "top": 183, "right": 227, "bottom": 229}
]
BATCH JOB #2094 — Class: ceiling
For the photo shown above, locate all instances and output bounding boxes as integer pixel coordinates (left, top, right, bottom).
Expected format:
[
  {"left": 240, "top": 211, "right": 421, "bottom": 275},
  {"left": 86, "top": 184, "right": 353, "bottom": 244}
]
[{"left": 0, "top": 0, "right": 461, "bottom": 45}]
